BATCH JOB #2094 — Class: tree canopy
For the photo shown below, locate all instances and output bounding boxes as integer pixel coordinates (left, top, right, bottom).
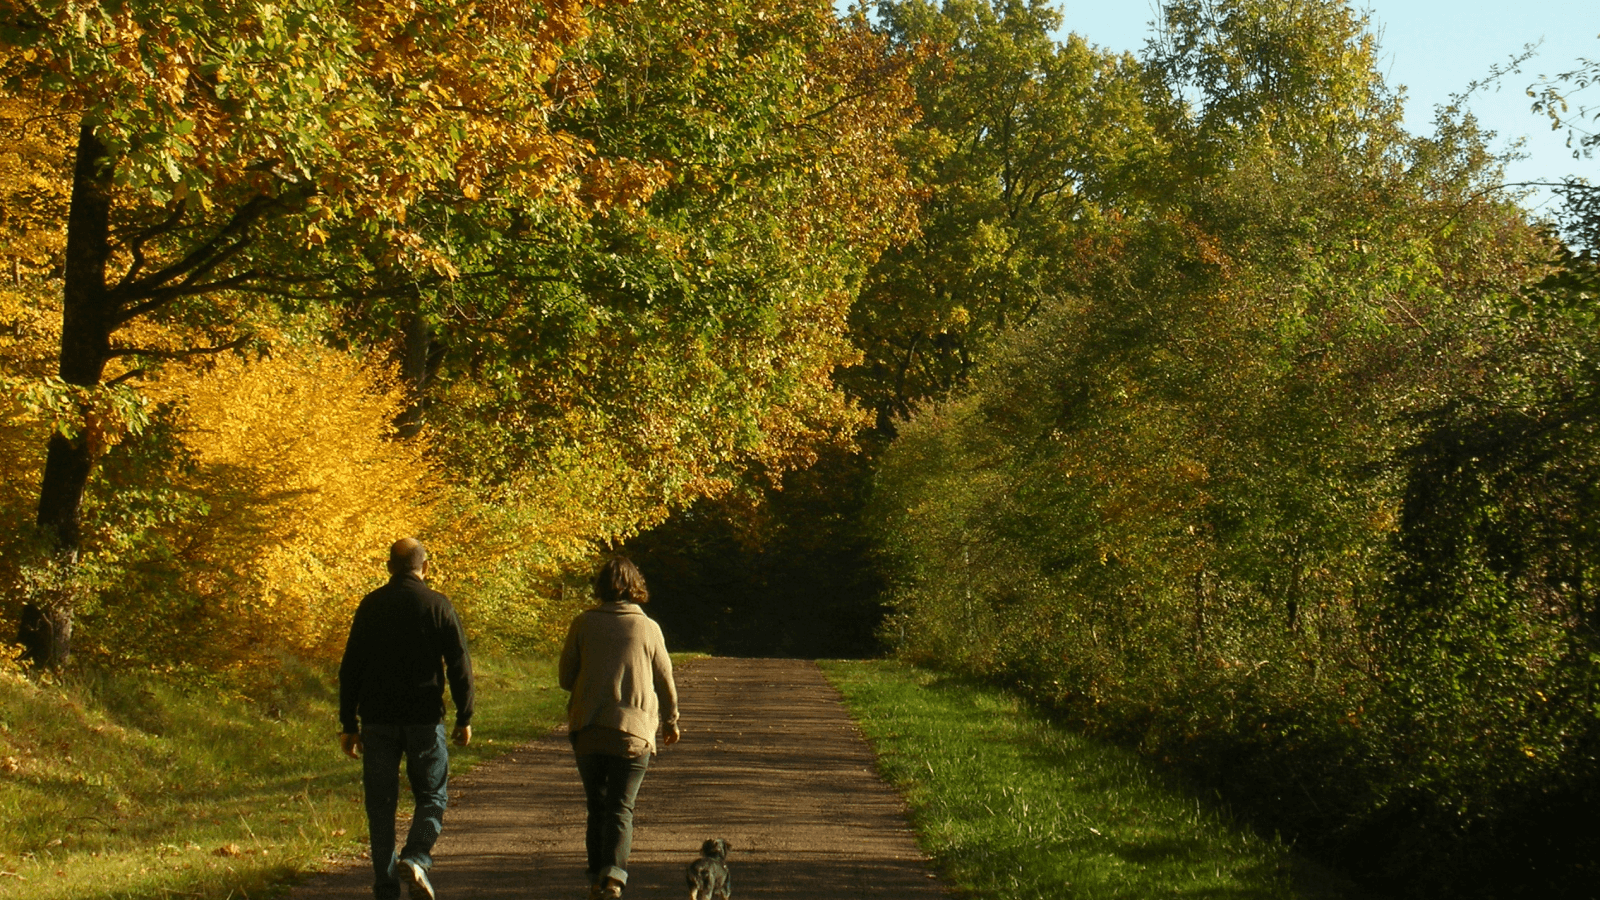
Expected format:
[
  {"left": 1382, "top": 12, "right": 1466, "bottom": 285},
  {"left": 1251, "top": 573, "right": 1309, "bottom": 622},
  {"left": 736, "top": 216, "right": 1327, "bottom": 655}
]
[
  {"left": 0, "top": 0, "right": 916, "bottom": 666},
  {"left": 2, "top": 2, "right": 1598, "bottom": 895}
]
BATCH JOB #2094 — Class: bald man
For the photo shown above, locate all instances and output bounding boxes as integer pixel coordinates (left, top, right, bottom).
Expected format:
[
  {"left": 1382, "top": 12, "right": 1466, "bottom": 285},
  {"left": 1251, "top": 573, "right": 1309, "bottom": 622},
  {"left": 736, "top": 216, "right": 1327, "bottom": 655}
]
[{"left": 339, "top": 538, "right": 474, "bottom": 900}]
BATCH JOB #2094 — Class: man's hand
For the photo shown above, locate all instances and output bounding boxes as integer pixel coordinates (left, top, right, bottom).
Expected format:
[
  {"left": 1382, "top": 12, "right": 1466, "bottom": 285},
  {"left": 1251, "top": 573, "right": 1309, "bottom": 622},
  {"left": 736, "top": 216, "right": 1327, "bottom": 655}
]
[
  {"left": 340, "top": 732, "right": 363, "bottom": 759},
  {"left": 452, "top": 724, "right": 472, "bottom": 747},
  {"left": 662, "top": 722, "right": 681, "bottom": 747}
]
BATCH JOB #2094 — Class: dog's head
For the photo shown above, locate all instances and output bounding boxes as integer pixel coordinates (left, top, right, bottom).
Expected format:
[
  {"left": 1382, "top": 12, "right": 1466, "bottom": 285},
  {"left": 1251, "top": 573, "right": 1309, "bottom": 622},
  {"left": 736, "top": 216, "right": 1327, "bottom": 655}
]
[{"left": 699, "top": 838, "right": 730, "bottom": 860}]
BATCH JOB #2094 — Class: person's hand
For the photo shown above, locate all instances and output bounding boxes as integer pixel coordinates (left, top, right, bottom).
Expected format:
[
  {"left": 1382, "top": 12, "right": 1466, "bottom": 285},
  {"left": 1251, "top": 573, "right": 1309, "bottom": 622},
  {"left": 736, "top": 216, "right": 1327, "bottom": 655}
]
[
  {"left": 452, "top": 724, "right": 472, "bottom": 747},
  {"left": 340, "top": 732, "right": 363, "bottom": 759},
  {"left": 662, "top": 722, "right": 681, "bottom": 747}
]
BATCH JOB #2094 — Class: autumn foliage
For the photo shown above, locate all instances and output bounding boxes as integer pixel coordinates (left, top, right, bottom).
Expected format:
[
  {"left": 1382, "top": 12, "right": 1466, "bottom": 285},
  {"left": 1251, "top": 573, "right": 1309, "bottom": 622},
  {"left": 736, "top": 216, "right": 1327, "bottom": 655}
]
[
  {"left": 4, "top": 0, "right": 1598, "bottom": 894},
  {"left": 863, "top": 1, "right": 1598, "bottom": 897},
  {"left": 0, "top": 0, "right": 917, "bottom": 666}
]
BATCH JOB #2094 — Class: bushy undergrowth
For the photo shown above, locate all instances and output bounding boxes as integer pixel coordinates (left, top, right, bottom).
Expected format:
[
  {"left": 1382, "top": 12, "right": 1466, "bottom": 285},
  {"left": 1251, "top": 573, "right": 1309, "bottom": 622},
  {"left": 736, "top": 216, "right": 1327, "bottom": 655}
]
[
  {"left": 872, "top": 269, "right": 1600, "bottom": 898},
  {"left": 866, "top": 6, "right": 1600, "bottom": 888},
  {"left": 0, "top": 652, "right": 565, "bottom": 900}
]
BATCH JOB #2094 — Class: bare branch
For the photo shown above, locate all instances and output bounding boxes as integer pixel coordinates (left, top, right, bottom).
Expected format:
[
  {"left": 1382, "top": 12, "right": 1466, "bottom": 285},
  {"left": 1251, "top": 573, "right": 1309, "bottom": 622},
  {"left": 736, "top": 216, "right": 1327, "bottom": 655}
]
[
  {"left": 109, "top": 193, "right": 282, "bottom": 313},
  {"left": 104, "top": 368, "right": 146, "bottom": 387},
  {"left": 107, "top": 333, "right": 252, "bottom": 362},
  {"left": 115, "top": 269, "right": 268, "bottom": 321},
  {"left": 116, "top": 202, "right": 190, "bottom": 287}
]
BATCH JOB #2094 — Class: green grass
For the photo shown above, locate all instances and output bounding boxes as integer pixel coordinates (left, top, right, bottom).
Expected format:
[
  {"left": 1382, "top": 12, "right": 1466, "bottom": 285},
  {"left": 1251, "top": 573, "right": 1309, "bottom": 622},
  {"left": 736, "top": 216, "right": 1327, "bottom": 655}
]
[
  {"left": 0, "top": 653, "right": 567, "bottom": 900},
  {"left": 821, "top": 659, "right": 1362, "bottom": 900}
]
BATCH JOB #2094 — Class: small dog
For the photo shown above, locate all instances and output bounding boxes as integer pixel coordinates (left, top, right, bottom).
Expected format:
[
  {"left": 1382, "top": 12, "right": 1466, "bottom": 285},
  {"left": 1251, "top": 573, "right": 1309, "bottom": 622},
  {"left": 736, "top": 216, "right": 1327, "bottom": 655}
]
[{"left": 686, "top": 838, "right": 731, "bottom": 900}]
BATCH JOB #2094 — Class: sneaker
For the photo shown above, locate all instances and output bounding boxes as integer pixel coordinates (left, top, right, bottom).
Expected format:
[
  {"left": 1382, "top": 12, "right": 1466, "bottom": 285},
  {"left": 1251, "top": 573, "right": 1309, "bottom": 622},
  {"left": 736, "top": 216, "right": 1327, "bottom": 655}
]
[
  {"left": 399, "top": 858, "right": 435, "bottom": 900},
  {"left": 598, "top": 878, "right": 623, "bottom": 900}
]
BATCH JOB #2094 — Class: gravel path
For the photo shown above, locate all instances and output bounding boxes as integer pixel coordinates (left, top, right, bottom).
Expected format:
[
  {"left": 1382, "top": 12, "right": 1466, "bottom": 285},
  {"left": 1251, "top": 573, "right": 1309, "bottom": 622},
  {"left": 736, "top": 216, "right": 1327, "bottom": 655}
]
[{"left": 289, "top": 658, "right": 950, "bottom": 900}]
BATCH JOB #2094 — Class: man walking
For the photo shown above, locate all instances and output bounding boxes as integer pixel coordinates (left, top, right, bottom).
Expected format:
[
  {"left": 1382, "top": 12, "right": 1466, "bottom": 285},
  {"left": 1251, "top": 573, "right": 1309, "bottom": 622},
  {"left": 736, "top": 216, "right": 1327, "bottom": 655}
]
[{"left": 340, "top": 538, "right": 474, "bottom": 900}]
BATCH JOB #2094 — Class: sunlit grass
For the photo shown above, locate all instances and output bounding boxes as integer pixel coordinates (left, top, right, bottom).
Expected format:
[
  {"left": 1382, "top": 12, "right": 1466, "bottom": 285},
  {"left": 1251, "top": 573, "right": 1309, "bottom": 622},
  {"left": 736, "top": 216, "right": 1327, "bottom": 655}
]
[
  {"left": 822, "top": 659, "right": 1359, "bottom": 900},
  {"left": 0, "top": 653, "right": 567, "bottom": 900}
]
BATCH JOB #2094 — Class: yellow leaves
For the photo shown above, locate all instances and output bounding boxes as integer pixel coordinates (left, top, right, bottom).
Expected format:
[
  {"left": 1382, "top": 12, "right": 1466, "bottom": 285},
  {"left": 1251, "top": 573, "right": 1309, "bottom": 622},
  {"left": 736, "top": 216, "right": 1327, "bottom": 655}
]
[
  {"left": 580, "top": 157, "right": 673, "bottom": 211},
  {"left": 1, "top": 0, "right": 608, "bottom": 229},
  {"left": 1367, "top": 500, "right": 1398, "bottom": 534},
  {"left": 0, "top": 97, "right": 71, "bottom": 272},
  {"left": 145, "top": 345, "right": 437, "bottom": 659},
  {"left": 376, "top": 227, "right": 459, "bottom": 278}
]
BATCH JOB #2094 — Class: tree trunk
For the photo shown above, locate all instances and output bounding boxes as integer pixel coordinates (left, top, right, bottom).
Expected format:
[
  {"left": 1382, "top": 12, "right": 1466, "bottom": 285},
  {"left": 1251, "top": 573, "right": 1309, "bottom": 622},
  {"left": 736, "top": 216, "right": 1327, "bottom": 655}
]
[
  {"left": 19, "top": 120, "right": 116, "bottom": 669},
  {"left": 394, "top": 297, "right": 444, "bottom": 440}
]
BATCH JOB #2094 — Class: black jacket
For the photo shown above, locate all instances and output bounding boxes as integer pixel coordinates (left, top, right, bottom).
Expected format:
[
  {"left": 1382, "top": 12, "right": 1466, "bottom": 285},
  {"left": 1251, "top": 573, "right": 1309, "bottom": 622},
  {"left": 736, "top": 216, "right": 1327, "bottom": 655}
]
[{"left": 338, "top": 572, "right": 474, "bottom": 732}]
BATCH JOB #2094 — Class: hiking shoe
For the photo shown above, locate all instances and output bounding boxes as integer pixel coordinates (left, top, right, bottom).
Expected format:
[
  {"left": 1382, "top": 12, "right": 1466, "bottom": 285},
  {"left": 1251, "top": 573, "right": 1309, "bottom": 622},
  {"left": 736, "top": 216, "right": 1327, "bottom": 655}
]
[{"left": 399, "top": 858, "right": 435, "bottom": 900}]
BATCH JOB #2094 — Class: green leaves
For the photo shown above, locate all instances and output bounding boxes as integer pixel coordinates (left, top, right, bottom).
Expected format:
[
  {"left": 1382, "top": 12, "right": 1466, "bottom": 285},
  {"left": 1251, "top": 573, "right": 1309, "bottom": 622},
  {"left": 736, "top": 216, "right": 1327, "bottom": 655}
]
[
  {"left": 4, "top": 375, "right": 151, "bottom": 445},
  {"left": 847, "top": 0, "right": 1155, "bottom": 426},
  {"left": 865, "top": 1, "right": 1588, "bottom": 895}
]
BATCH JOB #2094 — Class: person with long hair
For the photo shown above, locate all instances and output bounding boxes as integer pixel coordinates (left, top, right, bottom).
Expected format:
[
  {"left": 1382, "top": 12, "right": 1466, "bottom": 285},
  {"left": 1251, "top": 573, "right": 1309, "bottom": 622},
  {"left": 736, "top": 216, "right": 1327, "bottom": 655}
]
[{"left": 559, "top": 556, "right": 680, "bottom": 900}]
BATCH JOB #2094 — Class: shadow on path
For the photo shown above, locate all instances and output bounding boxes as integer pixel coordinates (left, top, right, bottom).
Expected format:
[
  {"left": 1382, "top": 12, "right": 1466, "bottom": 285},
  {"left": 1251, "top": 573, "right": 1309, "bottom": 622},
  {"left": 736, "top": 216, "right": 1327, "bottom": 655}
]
[{"left": 290, "top": 658, "right": 950, "bottom": 900}]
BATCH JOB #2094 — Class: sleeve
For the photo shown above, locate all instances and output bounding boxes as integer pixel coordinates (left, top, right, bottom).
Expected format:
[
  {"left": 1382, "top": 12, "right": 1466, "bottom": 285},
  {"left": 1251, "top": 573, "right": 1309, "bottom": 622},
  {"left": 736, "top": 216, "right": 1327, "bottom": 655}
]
[
  {"left": 651, "top": 623, "right": 678, "bottom": 727},
  {"left": 438, "top": 599, "right": 475, "bottom": 728},
  {"left": 337, "top": 601, "right": 369, "bottom": 734},
  {"left": 558, "top": 614, "right": 582, "bottom": 692}
]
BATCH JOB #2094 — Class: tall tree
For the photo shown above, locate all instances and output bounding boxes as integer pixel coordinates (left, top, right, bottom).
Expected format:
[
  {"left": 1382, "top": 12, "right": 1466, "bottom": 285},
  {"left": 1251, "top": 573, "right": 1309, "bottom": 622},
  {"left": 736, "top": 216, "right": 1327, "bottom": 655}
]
[
  {"left": 0, "top": 0, "right": 919, "bottom": 666},
  {"left": 0, "top": 0, "right": 601, "bottom": 666},
  {"left": 845, "top": 0, "right": 1154, "bottom": 429},
  {"left": 625, "top": 0, "right": 1156, "bottom": 654},
  {"left": 871, "top": 0, "right": 1576, "bottom": 894},
  {"left": 327, "top": 0, "right": 920, "bottom": 554}
]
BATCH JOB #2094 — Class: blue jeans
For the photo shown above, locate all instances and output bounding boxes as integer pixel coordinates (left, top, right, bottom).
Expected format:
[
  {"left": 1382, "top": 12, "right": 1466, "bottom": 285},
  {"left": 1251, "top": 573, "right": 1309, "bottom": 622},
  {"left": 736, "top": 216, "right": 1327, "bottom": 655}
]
[
  {"left": 574, "top": 752, "right": 650, "bottom": 886},
  {"left": 362, "top": 724, "right": 449, "bottom": 900}
]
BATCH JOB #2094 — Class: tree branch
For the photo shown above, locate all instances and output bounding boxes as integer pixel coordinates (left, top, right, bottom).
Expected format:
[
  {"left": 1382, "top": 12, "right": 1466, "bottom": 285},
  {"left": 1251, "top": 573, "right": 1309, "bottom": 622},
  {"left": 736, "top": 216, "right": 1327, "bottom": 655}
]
[
  {"left": 104, "top": 368, "right": 145, "bottom": 387},
  {"left": 115, "top": 269, "right": 268, "bottom": 321},
  {"left": 106, "top": 333, "right": 252, "bottom": 362},
  {"left": 110, "top": 193, "right": 283, "bottom": 314},
  {"left": 116, "top": 202, "right": 190, "bottom": 287}
]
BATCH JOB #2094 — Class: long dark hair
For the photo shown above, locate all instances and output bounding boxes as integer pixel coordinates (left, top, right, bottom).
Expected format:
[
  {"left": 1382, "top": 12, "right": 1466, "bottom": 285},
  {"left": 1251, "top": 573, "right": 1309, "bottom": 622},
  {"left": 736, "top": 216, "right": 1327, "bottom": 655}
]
[{"left": 594, "top": 556, "right": 648, "bottom": 605}]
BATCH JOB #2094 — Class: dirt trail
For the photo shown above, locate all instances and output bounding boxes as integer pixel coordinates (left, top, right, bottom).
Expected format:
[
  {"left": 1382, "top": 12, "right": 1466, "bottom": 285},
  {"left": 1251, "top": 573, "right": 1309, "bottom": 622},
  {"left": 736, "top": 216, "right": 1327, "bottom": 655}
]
[{"left": 290, "top": 658, "right": 950, "bottom": 900}]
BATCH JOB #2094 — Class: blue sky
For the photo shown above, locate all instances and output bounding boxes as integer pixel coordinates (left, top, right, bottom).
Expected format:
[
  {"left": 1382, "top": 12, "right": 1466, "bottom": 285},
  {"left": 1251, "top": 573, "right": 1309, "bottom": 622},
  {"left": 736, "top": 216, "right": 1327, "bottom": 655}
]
[{"left": 1054, "top": 1, "right": 1597, "bottom": 219}]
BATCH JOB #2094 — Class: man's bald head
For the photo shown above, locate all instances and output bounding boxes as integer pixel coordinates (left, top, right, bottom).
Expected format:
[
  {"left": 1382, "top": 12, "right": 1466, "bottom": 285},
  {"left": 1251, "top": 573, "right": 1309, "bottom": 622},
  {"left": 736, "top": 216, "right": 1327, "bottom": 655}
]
[{"left": 388, "top": 538, "right": 428, "bottom": 576}]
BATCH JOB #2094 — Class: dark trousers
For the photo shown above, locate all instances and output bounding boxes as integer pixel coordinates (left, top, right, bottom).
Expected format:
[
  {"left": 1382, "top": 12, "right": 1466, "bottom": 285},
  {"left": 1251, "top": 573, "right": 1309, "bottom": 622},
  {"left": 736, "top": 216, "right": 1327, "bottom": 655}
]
[
  {"left": 362, "top": 723, "right": 449, "bottom": 899},
  {"left": 574, "top": 751, "right": 651, "bottom": 886}
]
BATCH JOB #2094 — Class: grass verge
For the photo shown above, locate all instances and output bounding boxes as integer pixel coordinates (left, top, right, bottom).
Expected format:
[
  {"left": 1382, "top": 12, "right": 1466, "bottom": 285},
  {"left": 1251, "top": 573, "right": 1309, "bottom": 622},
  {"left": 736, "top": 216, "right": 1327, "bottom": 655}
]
[
  {"left": 821, "top": 659, "right": 1365, "bottom": 900},
  {"left": 0, "top": 653, "right": 566, "bottom": 900}
]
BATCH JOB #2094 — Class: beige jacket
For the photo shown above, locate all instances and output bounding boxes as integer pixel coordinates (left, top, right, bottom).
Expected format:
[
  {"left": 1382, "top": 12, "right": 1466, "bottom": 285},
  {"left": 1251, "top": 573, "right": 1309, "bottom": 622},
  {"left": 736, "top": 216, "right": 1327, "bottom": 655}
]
[{"left": 558, "top": 602, "right": 678, "bottom": 754}]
